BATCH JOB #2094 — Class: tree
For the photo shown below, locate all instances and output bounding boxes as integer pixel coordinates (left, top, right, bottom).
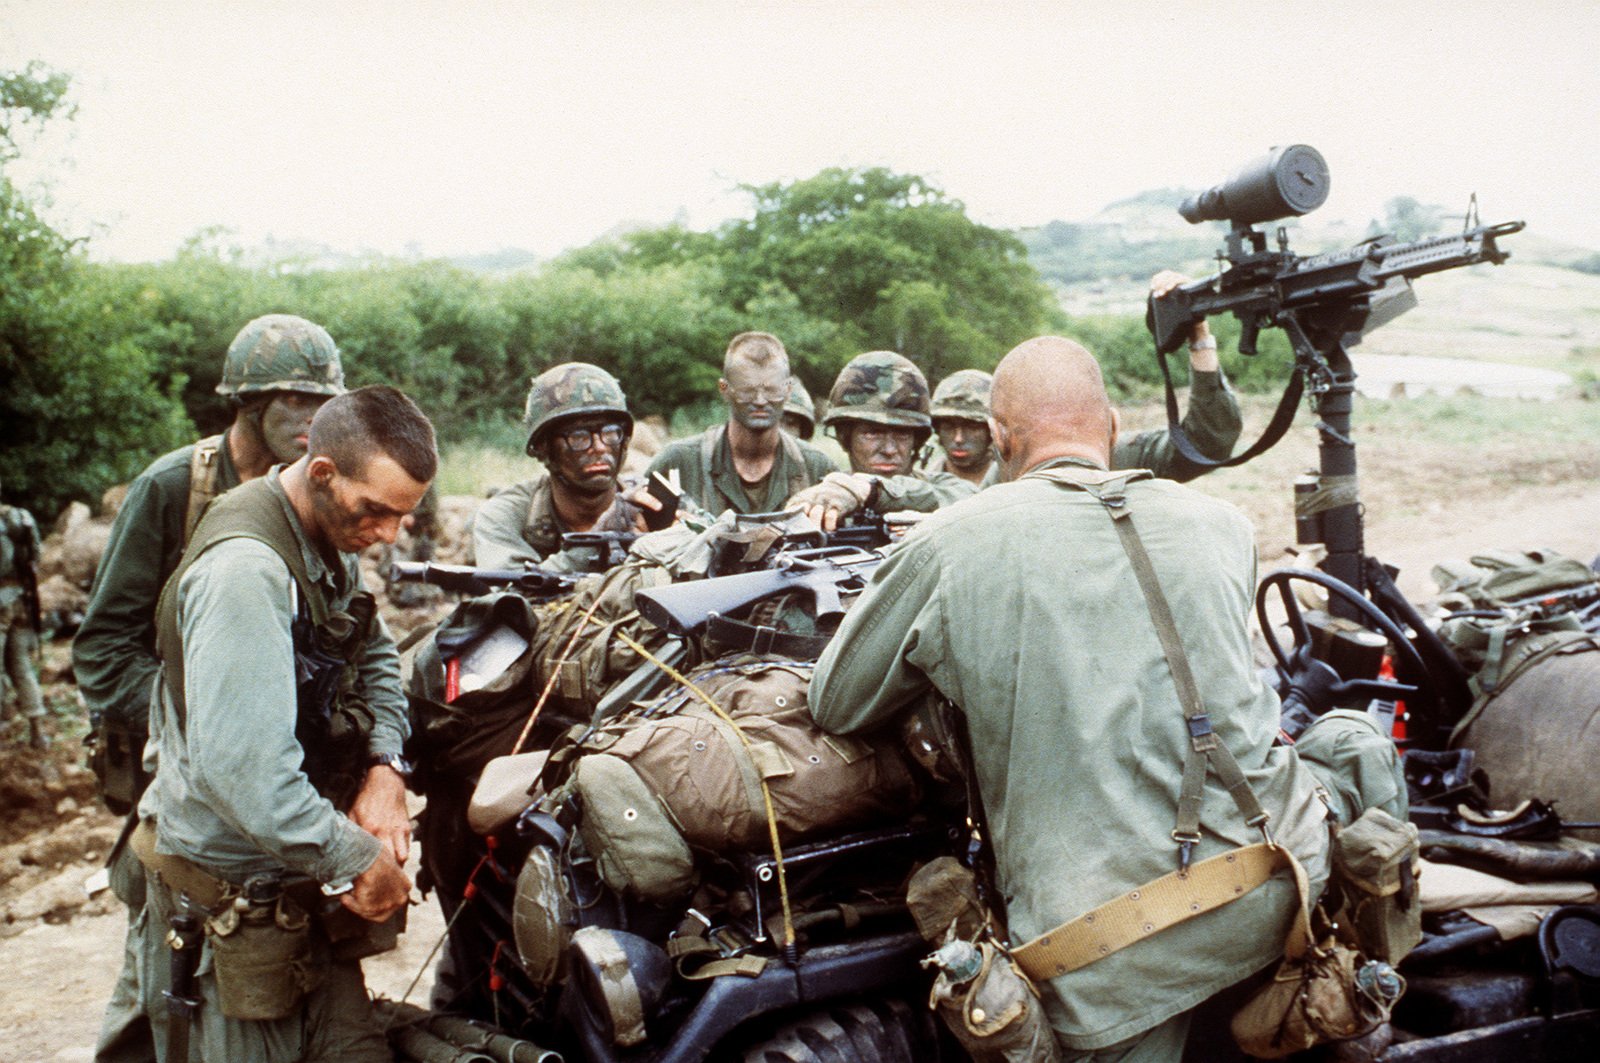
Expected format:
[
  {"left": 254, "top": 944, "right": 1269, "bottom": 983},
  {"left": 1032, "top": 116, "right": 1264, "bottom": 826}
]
[{"left": 0, "top": 64, "right": 190, "bottom": 520}]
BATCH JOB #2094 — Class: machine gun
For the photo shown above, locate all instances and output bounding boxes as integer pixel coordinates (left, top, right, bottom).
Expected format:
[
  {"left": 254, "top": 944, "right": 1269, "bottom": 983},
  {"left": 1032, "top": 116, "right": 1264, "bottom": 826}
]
[
  {"left": 1146, "top": 145, "right": 1523, "bottom": 599},
  {"left": 559, "top": 530, "right": 639, "bottom": 572},
  {"left": 388, "top": 561, "right": 578, "bottom": 600}
]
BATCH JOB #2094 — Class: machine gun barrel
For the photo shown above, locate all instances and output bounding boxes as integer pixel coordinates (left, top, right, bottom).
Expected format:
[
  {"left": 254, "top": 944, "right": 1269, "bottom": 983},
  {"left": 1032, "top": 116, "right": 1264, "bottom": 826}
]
[
  {"left": 635, "top": 547, "right": 883, "bottom": 637},
  {"left": 388, "top": 561, "right": 578, "bottom": 599}
]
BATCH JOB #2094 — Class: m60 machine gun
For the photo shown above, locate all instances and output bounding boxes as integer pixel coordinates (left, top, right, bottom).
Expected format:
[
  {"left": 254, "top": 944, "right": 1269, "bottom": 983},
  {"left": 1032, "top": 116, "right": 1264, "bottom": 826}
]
[{"left": 1147, "top": 145, "right": 1523, "bottom": 745}]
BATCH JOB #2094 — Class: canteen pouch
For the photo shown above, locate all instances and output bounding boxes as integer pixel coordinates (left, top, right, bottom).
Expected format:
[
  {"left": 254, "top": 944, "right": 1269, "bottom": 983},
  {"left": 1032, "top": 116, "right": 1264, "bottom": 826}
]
[
  {"left": 573, "top": 753, "right": 698, "bottom": 904},
  {"left": 1330, "top": 807, "right": 1421, "bottom": 965},
  {"left": 319, "top": 902, "right": 405, "bottom": 964},
  {"left": 1230, "top": 940, "right": 1403, "bottom": 1059},
  {"left": 908, "top": 859, "right": 1058, "bottom": 1062},
  {"left": 205, "top": 895, "right": 321, "bottom": 1021}
]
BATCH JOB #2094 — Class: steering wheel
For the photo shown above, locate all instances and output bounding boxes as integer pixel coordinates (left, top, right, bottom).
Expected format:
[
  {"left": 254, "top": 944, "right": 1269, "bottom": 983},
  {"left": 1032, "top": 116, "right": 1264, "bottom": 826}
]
[{"left": 1254, "top": 568, "right": 1439, "bottom": 725}]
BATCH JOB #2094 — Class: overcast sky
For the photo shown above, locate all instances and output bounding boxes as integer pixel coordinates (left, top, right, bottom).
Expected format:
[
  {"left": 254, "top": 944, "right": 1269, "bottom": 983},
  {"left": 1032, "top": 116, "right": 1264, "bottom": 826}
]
[{"left": 4, "top": 0, "right": 1595, "bottom": 262}]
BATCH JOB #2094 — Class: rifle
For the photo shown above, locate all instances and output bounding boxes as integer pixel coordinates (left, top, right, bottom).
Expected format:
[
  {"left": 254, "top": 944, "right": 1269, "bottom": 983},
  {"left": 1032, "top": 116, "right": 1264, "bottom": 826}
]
[
  {"left": 560, "top": 530, "right": 639, "bottom": 572},
  {"left": 388, "top": 561, "right": 578, "bottom": 600},
  {"left": 635, "top": 545, "right": 884, "bottom": 639}
]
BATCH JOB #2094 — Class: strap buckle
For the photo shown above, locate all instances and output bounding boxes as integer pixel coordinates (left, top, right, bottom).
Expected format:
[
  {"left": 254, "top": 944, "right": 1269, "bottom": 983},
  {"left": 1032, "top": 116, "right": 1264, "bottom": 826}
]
[
  {"left": 749, "top": 624, "right": 777, "bottom": 656},
  {"left": 1248, "top": 813, "right": 1275, "bottom": 849},
  {"left": 1172, "top": 830, "right": 1201, "bottom": 872}
]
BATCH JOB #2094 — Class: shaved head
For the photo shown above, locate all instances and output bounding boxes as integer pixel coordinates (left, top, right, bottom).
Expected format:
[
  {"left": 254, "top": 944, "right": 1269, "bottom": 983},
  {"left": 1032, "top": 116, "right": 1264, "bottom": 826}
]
[{"left": 989, "top": 336, "right": 1119, "bottom": 479}]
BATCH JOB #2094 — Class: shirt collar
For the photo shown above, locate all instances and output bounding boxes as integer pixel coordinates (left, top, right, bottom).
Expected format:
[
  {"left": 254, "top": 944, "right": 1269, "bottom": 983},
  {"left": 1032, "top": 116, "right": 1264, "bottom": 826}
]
[{"left": 263, "top": 466, "right": 341, "bottom": 591}]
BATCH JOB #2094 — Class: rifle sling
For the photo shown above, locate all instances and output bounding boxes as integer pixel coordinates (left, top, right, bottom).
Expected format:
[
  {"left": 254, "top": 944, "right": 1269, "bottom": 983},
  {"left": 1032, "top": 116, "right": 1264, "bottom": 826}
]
[
  {"left": 1156, "top": 344, "right": 1304, "bottom": 470},
  {"left": 704, "top": 613, "right": 832, "bottom": 659}
]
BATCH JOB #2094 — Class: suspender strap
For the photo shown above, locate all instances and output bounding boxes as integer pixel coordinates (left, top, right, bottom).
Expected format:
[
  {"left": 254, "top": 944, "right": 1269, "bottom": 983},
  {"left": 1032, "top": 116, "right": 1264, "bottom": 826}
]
[
  {"left": 183, "top": 435, "right": 225, "bottom": 546},
  {"left": 1090, "top": 484, "right": 1271, "bottom": 866}
]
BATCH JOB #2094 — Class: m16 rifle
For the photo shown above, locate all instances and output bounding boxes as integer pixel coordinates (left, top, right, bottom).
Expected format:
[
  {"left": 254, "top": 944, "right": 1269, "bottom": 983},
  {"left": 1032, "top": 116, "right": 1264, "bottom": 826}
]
[
  {"left": 389, "top": 561, "right": 578, "bottom": 600},
  {"left": 1147, "top": 145, "right": 1522, "bottom": 599}
]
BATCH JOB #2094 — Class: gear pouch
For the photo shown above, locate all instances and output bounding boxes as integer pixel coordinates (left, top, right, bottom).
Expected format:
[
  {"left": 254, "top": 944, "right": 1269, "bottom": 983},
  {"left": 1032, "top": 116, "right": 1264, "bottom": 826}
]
[
  {"left": 205, "top": 896, "right": 320, "bottom": 1020},
  {"left": 1331, "top": 807, "right": 1422, "bottom": 965}
]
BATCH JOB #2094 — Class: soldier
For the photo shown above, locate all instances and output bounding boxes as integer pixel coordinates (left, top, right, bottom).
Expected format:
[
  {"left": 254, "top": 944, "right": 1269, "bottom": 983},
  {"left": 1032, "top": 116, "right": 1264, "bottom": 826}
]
[
  {"left": 472, "top": 363, "right": 642, "bottom": 572},
  {"left": 0, "top": 477, "right": 46, "bottom": 751},
  {"left": 77, "top": 314, "right": 344, "bottom": 1063},
  {"left": 811, "top": 336, "right": 1398, "bottom": 1061},
  {"left": 785, "top": 350, "right": 977, "bottom": 529},
  {"left": 123, "top": 385, "right": 431, "bottom": 1062},
  {"left": 781, "top": 375, "right": 817, "bottom": 439},
  {"left": 645, "top": 332, "right": 838, "bottom": 516},
  {"left": 921, "top": 368, "right": 997, "bottom": 487}
]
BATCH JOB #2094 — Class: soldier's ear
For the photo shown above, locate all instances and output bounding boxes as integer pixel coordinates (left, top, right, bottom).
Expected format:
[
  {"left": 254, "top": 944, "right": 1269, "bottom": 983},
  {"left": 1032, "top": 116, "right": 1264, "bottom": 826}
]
[
  {"left": 989, "top": 418, "right": 1011, "bottom": 461},
  {"left": 1107, "top": 408, "right": 1121, "bottom": 453},
  {"left": 307, "top": 455, "right": 339, "bottom": 486}
]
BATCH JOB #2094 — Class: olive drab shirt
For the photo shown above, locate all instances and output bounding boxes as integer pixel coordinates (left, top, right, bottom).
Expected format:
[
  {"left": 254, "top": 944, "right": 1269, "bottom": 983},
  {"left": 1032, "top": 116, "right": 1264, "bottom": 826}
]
[
  {"left": 143, "top": 470, "right": 408, "bottom": 887},
  {"left": 870, "top": 467, "right": 978, "bottom": 512},
  {"left": 646, "top": 423, "right": 838, "bottom": 516},
  {"left": 810, "top": 457, "right": 1330, "bottom": 1050},
  {"left": 472, "top": 475, "right": 641, "bottom": 572},
  {"left": 75, "top": 437, "right": 243, "bottom": 728}
]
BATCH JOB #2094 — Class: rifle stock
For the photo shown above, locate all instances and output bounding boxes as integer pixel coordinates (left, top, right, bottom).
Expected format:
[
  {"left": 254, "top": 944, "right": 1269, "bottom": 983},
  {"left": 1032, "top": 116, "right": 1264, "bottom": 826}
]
[{"left": 635, "top": 547, "right": 882, "bottom": 637}]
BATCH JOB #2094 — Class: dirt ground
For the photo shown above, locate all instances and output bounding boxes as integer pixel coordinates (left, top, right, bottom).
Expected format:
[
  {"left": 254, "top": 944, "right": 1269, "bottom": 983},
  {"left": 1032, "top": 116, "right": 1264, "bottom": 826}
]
[{"left": 1, "top": 400, "right": 1594, "bottom": 1062}]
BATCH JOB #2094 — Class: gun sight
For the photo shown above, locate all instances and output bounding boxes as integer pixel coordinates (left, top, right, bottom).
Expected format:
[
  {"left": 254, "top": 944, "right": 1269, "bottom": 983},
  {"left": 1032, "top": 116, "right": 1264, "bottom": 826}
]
[{"left": 1179, "top": 144, "right": 1330, "bottom": 228}]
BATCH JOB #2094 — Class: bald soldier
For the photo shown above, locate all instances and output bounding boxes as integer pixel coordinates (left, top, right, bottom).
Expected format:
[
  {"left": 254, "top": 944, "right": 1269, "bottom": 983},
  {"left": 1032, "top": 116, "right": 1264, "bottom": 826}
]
[
  {"left": 644, "top": 333, "right": 838, "bottom": 516},
  {"left": 810, "top": 336, "right": 1404, "bottom": 1060}
]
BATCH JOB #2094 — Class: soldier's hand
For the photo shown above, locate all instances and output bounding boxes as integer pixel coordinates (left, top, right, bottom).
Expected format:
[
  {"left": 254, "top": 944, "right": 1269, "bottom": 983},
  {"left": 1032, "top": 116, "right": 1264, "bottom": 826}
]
[
  {"left": 1149, "top": 269, "right": 1191, "bottom": 298},
  {"left": 1150, "top": 270, "right": 1218, "bottom": 370},
  {"left": 786, "top": 473, "right": 875, "bottom": 532},
  {"left": 342, "top": 848, "right": 411, "bottom": 923},
  {"left": 348, "top": 764, "right": 412, "bottom": 866}
]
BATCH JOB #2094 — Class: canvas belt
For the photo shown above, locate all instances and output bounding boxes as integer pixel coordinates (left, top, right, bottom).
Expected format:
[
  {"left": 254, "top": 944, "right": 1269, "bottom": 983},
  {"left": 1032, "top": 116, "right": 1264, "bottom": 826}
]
[
  {"left": 1013, "top": 842, "right": 1305, "bottom": 981},
  {"left": 129, "top": 819, "right": 326, "bottom": 915}
]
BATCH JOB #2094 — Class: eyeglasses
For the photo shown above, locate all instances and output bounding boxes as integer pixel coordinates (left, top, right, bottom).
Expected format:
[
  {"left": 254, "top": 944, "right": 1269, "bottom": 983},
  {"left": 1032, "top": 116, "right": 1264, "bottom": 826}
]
[
  {"left": 854, "top": 426, "right": 916, "bottom": 447},
  {"left": 555, "top": 423, "right": 626, "bottom": 453},
  {"left": 728, "top": 385, "right": 787, "bottom": 404}
]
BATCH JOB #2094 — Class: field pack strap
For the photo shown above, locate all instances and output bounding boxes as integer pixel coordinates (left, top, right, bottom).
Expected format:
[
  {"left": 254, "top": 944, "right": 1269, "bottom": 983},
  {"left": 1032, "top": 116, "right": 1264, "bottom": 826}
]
[
  {"left": 183, "top": 435, "right": 226, "bottom": 546},
  {"left": 1449, "top": 629, "right": 1600, "bottom": 746},
  {"left": 1030, "top": 465, "right": 1272, "bottom": 863},
  {"left": 1013, "top": 841, "right": 1315, "bottom": 980},
  {"left": 129, "top": 819, "right": 232, "bottom": 911}
]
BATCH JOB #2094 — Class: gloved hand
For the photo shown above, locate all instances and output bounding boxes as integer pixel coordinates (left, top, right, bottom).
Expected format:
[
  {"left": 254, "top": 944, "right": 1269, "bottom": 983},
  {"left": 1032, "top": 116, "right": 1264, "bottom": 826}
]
[{"left": 786, "top": 472, "right": 876, "bottom": 531}]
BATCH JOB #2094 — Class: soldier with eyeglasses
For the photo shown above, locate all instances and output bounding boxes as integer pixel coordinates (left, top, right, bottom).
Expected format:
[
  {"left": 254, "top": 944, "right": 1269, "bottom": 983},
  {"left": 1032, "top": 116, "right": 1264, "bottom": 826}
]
[
  {"left": 471, "top": 363, "right": 643, "bottom": 571},
  {"left": 642, "top": 332, "right": 838, "bottom": 517}
]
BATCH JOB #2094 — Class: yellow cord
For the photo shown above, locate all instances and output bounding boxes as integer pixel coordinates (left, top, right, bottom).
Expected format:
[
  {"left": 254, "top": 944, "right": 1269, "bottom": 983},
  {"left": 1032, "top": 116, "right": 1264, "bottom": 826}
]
[{"left": 614, "top": 629, "right": 797, "bottom": 949}]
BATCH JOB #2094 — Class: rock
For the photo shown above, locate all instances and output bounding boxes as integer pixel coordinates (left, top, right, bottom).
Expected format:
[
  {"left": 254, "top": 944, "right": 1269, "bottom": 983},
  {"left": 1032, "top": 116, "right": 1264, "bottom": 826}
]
[{"left": 4, "top": 864, "right": 94, "bottom": 923}]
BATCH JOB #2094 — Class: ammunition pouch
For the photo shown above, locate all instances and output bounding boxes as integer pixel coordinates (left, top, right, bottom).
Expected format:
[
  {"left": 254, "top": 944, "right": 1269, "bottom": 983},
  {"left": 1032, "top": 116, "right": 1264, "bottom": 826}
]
[
  {"left": 1327, "top": 807, "right": 1422, "bottom": 965},
  {"left": 294, "top": 592, "right": 379, "bottom": 811},
  {"left": 205, "top": 890, "right": 321, "bottom": 1021}
]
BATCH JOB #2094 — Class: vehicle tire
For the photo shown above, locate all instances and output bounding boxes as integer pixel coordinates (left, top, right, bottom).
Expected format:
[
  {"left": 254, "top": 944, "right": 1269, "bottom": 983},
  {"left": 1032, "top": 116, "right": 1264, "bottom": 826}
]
[{"left": 737, "top": 997, "right": 942, "bottom": 1063}]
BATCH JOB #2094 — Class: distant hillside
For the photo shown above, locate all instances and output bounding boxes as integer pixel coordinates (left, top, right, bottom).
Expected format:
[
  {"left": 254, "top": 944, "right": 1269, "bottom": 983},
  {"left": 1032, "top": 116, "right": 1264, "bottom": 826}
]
[{"left": 1018, "top": 191, "right": 1600, "bottom": 288}]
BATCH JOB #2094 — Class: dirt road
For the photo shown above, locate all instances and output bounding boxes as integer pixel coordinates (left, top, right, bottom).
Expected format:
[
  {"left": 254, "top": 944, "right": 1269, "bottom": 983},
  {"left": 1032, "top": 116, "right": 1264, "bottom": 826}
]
[{"left": 1, "top": 410, "right": 1594, "bottom": 1061}]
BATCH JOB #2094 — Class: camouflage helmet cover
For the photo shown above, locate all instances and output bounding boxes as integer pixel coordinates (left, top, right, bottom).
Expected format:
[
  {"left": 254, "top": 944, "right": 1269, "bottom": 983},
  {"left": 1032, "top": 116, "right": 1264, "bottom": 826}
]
[
  {"left": 930, "top": 369, "right": 993, "bottom": 423},
  {"left": 217, "top": 314, "right": 345, "bottom": 398},
  {"left": 783, "top": 376, "right": 817, "bottom": 438},
  {"left": 523, "top": 362, "right": 633, "bottom": 455},
  {"left": 823, "top": 351, "right": 932, "bottom": 438}
]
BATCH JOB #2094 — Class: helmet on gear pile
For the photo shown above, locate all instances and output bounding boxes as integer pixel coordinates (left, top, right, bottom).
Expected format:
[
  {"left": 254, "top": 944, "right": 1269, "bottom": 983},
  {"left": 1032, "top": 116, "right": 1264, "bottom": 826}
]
[
  {"left": 216, "top": 315, "right": 345, "bottom": 399},
  {"left": 930, "top": 369, "right": 993, "bottom": 423},
  {"left": 523, "top": 363, "right": 633, "bottom": 456},
  {"left": 823, "top": 351, "right": 932, "bottom": 446},
  {"left": 783, "top": 377, "right": 817, "bottom": 439}
]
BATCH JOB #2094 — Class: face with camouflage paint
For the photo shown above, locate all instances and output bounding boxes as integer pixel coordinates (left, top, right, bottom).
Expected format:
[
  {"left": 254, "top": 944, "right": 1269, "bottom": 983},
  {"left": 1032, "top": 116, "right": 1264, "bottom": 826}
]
[
  {"left": 256, "top": 391, "right": 332, "bottom": 463},
  {"left": 934, "top": 417, "right": 992, "bottom": 472},
  {"left": 843, "top": 422, "right": 918, "bottom": 477},
  {"left": 541, "top": 413, "right": 628, "bottom": 496},
  {"left": 721, "top": 357, "right": 790, "bottom": 431}
]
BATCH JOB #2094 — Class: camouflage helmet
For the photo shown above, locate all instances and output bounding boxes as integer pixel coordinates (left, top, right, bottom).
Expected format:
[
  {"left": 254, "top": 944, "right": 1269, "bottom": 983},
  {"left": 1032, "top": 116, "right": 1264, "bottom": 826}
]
[
  {"left": 823, "top": 351, "right": 932, "bottom": 444},
  {"left": 216, "top": 314, "right": 345, "bottom": 399},
  {"left": 523, "top": 362, "right": 633, "bottom": 456},
  {"left": 782, "top": 376, "right": 817, "bottom": 439},
  {"left": 930, "top": 369, "right": 993, "bottom": 423}
]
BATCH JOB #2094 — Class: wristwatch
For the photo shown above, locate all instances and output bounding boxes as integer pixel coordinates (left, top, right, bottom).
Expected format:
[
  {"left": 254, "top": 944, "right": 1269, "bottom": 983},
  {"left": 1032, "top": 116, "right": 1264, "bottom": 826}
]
[
  {"left": 1188, "top": 335, "right": 1218, "bottom": 353},
  {"left": 369, "top": 752, "right": 414, "bottom": 779}
]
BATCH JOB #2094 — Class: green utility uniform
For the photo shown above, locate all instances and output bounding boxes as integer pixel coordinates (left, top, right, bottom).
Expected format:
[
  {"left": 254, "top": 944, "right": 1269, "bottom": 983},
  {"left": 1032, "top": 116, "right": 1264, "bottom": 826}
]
[
  {"left": 0, "top": 502, "right": 44, "bottom": 727},
  {"left": 811, "top": 458, "right": 1332, "bottom": 1055},
  {"left": 84, "top": 438, "right": 242, "bottom": 1063},
  {"left": 919, "top": 369, "right": 1243, "bottom": 489},
  {"left": 645, "top": 424, "right": 838, "bottom": 515},
  {"left": 126, "top": 470, "right": 406, "bottom": 1062},
  {"left": 76, "top": 438, "right": 242, "bottom": 738},
  {"left": 472, "top": 475, "right": 640, "bottom": 572}
]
